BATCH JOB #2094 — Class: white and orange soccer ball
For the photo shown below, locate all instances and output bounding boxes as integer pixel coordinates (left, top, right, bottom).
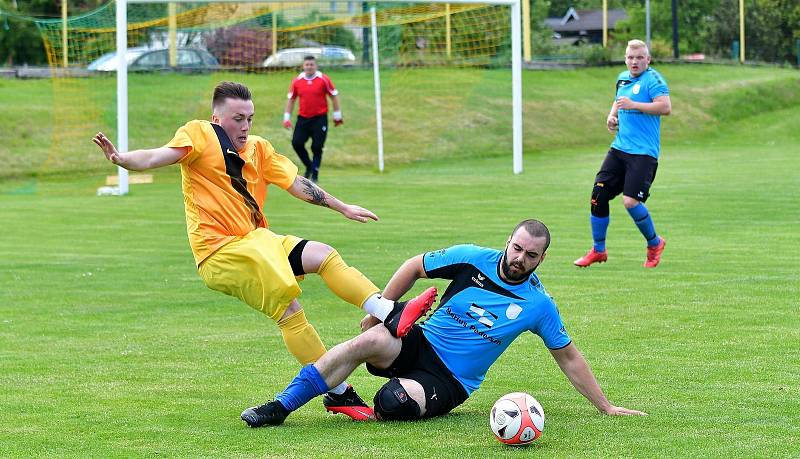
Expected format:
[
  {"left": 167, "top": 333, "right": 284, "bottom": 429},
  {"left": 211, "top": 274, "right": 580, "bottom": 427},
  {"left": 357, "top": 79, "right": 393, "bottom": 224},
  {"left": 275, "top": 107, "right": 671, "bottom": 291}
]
[{"left": 489, "top": 392, "right": 545, "bottom": 446}]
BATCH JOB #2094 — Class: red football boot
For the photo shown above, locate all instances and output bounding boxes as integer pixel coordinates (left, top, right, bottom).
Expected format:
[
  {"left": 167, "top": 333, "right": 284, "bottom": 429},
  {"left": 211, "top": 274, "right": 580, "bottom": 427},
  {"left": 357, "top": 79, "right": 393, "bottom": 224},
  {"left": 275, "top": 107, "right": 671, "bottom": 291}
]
[
  {"left": 323, "top": 385, "right": 376, "bottom": 421},
  {"left": 573, "top": 248, "right": 608, "bottom": 267},
  {"left": 383, "top": 287, "right": 438, "bottom": 338},
  {"left": 644, "top": 238, "right": 666, "bottom": 268}
]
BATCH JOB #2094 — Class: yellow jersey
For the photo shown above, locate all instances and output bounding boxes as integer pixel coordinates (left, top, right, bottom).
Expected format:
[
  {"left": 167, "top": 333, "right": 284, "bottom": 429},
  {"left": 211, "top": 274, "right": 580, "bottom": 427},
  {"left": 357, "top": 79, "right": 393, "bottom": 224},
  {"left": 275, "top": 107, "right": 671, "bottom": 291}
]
[{"left": 165, "top": 120, "right": 298, "bottom": 265}]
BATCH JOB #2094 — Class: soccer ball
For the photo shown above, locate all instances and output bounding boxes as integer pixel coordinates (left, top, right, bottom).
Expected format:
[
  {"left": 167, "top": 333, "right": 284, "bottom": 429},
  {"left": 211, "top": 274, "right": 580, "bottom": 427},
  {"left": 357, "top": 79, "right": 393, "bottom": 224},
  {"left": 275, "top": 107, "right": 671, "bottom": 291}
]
[{"left": 489, "top": 392, "right": 544, "bottom": 446}]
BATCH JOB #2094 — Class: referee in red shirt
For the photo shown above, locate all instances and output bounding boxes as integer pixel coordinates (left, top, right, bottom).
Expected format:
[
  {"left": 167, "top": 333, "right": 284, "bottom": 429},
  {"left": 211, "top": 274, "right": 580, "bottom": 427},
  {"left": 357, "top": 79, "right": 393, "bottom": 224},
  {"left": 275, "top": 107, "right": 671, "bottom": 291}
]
[{"left": 283, "top": 55, "right": 342, "bottom": 183}]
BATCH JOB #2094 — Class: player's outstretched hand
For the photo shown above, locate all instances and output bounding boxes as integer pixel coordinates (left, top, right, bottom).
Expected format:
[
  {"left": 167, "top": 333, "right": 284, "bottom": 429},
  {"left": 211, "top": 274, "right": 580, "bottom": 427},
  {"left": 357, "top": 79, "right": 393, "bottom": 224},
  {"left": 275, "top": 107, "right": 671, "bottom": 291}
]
[
  {"left": 93, "top": 132, "right": 124, "bottom": 166},
  {"left": 282, "top": 120, "right": 293, "bottom": 130},
  {"left": 341, "top": 204, "right": 378, "bottom": 223},
  {"left": 333, "top": 118, "right": 343, "bottom": 127},
  {"left": 602, "top": 405, "right": 648, "bottom": 416}
]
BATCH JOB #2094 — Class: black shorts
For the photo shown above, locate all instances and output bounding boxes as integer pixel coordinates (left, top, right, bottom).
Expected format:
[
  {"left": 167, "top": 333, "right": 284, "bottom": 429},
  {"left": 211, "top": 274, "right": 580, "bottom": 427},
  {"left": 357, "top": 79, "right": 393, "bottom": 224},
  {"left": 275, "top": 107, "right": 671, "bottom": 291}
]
[
  {"left": 594, "top": 148, "right": 659, "bottom": 202},
  {"left": 292, "top": 115, "right": 328, "bottom": 150},
  {"left": 366, "top": 325, "right": 468, "bottom": 419}
]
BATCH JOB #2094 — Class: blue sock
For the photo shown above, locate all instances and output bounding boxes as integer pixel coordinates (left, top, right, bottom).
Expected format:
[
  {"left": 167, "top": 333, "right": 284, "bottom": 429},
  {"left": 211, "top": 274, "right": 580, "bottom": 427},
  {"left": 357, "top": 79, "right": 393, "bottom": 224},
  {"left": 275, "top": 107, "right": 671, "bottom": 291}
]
[
  {"left": 626, "top": 203, "right": 660, "bottom": 247},
  {"left": 590, "top": 215, "right": 610, "bottom": 252},
  {"left": 275, "top": 364, "right": 330, "bottom": 412}
]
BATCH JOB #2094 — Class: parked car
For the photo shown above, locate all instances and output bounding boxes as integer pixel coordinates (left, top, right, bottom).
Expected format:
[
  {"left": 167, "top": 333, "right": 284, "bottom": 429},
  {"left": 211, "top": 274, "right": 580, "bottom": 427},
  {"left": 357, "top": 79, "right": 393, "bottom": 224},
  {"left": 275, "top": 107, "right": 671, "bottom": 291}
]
[
  {"left": 263, "top": 46, "right": 356, "bottom": 68},
  {"left": 88, "top": 47, "right": 219, "bottom": 72}
]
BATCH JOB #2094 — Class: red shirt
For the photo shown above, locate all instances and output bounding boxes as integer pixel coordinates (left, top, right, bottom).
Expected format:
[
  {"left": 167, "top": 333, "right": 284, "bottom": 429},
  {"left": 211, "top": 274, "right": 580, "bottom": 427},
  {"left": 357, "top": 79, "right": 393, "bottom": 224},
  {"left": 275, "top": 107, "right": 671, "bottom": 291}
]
[{"left": 287, "top": 71, "right": 338, "bottom": 118}]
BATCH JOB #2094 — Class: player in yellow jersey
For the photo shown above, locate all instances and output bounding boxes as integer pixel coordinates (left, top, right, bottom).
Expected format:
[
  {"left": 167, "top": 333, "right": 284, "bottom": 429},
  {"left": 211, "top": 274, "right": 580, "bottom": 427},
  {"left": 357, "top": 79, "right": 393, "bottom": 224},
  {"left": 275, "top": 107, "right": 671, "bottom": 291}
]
[{"left": 92, "top": 81, "right": 436, "bottom": 421}]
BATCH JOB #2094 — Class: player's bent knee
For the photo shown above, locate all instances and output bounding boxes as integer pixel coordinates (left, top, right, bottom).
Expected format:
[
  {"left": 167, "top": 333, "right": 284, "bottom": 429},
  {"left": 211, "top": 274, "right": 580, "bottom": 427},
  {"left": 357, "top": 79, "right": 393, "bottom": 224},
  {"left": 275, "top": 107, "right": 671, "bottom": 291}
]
[
  {"left": 300, "top": 242, "right": 334, "bottom": 274},
  {"left": 373, "top": 378, "right": 422, "bottom": 421},
  {"left": 351, "top": 326, "right": 389, "bottom": 353},
  {"left": 309, "top": 242, "right": 334, "bottom": 259},
  {"left": 622, "top": 195, "right": 641, "bottom": 208},
  {"left": 590, "top": 184, "right": 611, "bottom": 217}
]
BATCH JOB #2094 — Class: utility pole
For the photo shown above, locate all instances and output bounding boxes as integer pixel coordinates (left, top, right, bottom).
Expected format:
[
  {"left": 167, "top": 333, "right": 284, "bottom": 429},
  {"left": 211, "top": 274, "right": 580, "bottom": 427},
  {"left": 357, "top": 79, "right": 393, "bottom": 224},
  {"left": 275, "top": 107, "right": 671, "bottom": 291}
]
[{"left": 671, "top": 0, "right": 679, "bottom": 59}]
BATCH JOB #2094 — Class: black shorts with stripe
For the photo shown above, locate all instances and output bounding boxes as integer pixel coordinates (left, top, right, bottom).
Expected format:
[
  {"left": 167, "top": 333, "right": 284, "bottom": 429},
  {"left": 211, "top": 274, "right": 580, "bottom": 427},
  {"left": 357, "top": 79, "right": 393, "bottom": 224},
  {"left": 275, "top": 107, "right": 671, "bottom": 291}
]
[
  {"left": 366, "top": 325, "right": 468, "bottom": 419},
  {"left": 595, "top": 147, "right": 659, "bottom": 202}
]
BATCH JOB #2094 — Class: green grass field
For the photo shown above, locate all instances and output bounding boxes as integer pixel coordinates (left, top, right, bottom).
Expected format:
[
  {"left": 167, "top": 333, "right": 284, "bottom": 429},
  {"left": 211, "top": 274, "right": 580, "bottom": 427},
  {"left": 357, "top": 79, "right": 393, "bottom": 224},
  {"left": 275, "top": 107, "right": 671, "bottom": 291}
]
[{"left": 1, "top": 65, "right": 799, "bottom": 457}]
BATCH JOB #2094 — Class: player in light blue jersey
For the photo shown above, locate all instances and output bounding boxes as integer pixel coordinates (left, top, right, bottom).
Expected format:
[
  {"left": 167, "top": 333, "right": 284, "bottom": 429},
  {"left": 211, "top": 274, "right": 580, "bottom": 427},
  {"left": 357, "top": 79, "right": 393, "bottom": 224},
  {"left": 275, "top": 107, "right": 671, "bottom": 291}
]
[
  {"left": 575, "top": 39, "right": 672, "bottom": 269},
  {"left": 241, "top": 220, "right": 646, "bottom": 427}
]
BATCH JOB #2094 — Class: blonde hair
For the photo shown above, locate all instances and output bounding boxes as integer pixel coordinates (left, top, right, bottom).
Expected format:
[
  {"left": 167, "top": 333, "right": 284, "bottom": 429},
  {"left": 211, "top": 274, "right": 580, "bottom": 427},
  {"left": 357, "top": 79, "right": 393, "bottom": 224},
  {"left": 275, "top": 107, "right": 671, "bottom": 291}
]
[{"left": 626, "top": 39, "right": 650, "bottom": 56}]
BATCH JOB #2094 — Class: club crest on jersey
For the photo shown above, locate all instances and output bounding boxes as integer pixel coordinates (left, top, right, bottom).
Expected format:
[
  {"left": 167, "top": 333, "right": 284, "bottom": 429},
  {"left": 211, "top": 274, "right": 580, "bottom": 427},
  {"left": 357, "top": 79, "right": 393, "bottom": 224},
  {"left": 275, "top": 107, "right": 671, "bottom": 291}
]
[
  {"left": 506, "top": 303, "right": 523, "bottom": 320},
  {"left": 633, "top": 83, "right": 641, "bottom": 95}
]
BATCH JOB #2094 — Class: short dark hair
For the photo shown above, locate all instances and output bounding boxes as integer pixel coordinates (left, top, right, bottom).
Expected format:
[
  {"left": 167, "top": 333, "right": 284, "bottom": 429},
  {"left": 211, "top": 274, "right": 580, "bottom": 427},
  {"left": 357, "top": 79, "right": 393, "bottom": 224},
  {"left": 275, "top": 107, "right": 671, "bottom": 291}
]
[
  {"left": 212, "top": 81, "right": 251, "bottom": 111},
  {"left": 303, "top": 55, "right": 316, "bottom": 62},
  {"left": 512, "top": 219, "right": 551, "bottom": 252}
]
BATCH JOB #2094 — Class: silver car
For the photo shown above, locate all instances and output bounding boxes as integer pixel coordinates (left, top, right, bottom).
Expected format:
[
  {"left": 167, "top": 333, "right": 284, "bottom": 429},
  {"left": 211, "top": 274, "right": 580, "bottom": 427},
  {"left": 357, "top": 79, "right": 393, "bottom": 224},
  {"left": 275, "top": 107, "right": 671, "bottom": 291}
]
[
  {"left": 263, "top": 46, "right": 356, "bottom": 68},
  {"left": 88, "top": 47, "right": 219, "bottom": 72}
]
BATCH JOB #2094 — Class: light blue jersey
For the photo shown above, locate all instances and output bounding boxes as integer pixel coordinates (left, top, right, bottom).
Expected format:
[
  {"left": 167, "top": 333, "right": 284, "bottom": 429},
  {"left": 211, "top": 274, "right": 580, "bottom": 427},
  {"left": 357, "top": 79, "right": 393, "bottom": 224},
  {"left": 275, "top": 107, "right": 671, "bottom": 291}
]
[
  {"left": 611, "top": 67, "right": 669, "bottom": 159},
  {"left": 420, "top": 244, "right": 571, "bottom": 395}
]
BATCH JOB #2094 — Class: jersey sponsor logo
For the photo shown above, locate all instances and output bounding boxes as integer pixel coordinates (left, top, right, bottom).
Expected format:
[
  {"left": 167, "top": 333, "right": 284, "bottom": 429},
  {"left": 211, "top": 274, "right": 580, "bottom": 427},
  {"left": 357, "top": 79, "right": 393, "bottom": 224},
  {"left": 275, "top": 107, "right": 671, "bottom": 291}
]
[
  {"left": 471, "top": 273, "right": 485, "bottom": 288},
  {"left": 506, "top": 303, "right": 523, "bottom": 320},
  {"left": 446, "top": 307, "right": 502, "bottom": 345},
  {"left": 559, "top": 325, "right": 567, "bottom": 335},
  {"left": 466, "top": 304, "right": 497, "bottom": 328}
]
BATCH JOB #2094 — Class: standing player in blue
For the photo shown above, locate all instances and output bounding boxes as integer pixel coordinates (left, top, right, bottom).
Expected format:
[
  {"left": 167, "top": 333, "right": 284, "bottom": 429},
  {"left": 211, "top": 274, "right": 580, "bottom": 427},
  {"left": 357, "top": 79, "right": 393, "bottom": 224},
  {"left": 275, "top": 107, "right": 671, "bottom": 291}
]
[
  {"left": 241, "top": 219, "right": 646, "bottom": 426},
  {"left": 574, "top": 39, "right": 672, "bottom": 268}
]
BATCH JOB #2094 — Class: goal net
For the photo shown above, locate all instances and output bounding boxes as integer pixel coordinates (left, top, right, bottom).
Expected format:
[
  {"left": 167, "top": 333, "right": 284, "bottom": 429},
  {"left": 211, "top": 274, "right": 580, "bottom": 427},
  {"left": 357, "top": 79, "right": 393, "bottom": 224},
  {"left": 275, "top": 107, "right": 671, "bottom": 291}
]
[{"left": 35, "top": 0, "right": 522, "bottom": 191}]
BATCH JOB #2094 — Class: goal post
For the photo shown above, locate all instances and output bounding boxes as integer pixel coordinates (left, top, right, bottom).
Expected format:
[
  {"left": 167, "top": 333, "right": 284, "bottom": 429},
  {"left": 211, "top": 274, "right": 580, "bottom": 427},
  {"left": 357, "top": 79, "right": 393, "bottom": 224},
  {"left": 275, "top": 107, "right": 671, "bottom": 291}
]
[
  {"left": 117, "top": 0, "right": 129, "bottom": 195},
  {"left": 112, "top": 0, "right": 524, "bottom": 194}
]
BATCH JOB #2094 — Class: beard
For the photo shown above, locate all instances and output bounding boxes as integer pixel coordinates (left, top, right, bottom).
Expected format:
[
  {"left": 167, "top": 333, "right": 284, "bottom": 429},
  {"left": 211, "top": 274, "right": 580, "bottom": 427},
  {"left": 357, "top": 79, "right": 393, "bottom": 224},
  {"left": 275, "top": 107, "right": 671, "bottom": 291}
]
[{"left": 500, "top": 253, "right": 536, "bottom": 282}]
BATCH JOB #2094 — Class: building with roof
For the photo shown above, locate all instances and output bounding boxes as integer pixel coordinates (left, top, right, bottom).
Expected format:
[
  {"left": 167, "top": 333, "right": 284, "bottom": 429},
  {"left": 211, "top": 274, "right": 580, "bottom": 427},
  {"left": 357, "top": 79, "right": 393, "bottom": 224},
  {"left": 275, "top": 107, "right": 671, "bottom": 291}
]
[{"left": 545, "top": 7, "right": 628, "bottom": 45}]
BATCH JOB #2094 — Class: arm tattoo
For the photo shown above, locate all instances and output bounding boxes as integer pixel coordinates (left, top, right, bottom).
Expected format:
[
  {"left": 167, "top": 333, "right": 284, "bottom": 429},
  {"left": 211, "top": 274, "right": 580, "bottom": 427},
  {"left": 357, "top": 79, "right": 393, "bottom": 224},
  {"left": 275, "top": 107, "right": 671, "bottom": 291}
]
[{"left": 299, "top": 177, "right": 329, "bottom": 207}]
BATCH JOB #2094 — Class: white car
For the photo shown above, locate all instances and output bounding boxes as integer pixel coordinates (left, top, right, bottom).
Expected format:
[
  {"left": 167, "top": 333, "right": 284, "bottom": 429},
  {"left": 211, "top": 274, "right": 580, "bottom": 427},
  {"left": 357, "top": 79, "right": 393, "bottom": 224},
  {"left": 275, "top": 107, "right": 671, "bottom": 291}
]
[
  {"left": 88, "top": 47, "right": 219, "bottom": 71},
  {"left": 263, "top": 46, "right": 356, "bottom": 68},
  {"left": 88, "top": 47, "right": 151, "bottom": 71}
]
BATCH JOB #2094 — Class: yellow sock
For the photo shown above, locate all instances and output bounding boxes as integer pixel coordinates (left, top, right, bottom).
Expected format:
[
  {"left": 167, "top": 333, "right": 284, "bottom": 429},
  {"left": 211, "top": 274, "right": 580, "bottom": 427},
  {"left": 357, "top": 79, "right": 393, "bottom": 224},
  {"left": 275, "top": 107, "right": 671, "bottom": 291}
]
[
  {"left": 317, "top": 249, "right": 380, "bottom": 308},
  {"left": 277, "top": 309, "right": 326, "bottom": 365}
]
